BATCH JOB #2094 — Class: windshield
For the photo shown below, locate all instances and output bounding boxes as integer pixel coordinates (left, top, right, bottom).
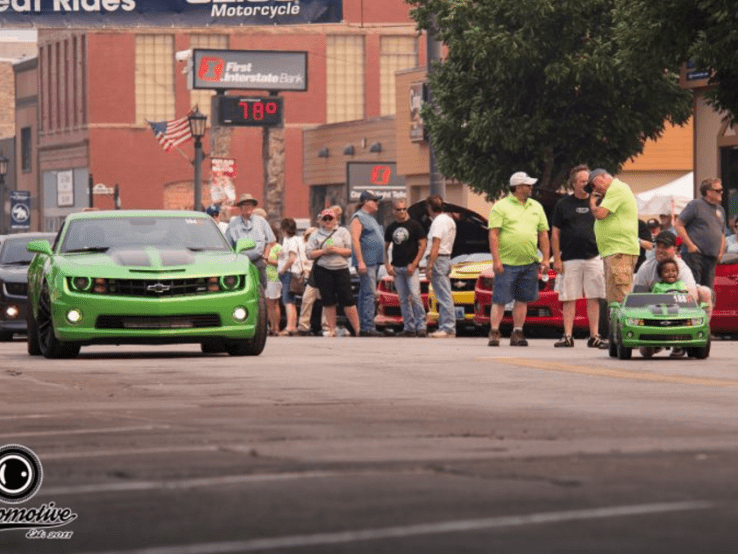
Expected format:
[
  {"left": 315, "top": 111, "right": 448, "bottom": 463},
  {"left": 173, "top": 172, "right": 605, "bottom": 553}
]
[
  {"left": 60, "top": 217, "right": 230, "bottom": 253},
  {"left": 624, "top": 293, "right": 698, "bottom": 308},
  {"left": 0, "top": 237, "right": 46, "bottom": 264}
]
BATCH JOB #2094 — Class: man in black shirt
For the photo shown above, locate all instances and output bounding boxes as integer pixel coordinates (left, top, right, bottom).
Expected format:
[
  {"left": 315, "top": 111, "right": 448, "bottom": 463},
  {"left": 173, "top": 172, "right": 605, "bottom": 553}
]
[
  {"left": 384, "top": 199, "right": 428, "bottom": 337},
  {"left": 551, "top": 165, "right": 608, "bottom": 348}
]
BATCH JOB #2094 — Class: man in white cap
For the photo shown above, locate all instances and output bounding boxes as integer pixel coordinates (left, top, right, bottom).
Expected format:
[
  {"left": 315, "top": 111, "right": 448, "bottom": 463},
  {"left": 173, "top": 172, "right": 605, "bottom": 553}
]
[
  {"left": 225, "top": 193, "right": 276, "bottom": 287},
  {"left": 487, "top": 171, "right": 550, "bottom": 347}
]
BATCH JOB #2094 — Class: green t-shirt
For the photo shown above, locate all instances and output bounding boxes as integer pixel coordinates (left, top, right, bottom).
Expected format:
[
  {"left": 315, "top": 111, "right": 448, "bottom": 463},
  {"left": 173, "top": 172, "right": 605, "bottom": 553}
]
[
  {"left": 651, "top": 280, "right": 687, "bottom": 294},
  {"left": 488, "top": 195, "right": 549, "bottom": 266},
  {"left": 266, "top": 244, "right": 281, "bottom": 282},
  {"left": 593, "top": 178, "right": 640, "bottom": 257}
]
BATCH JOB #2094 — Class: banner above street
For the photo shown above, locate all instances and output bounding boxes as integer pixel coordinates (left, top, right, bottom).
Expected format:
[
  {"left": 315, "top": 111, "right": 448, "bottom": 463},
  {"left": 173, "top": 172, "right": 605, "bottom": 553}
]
[{"left": 0, "top": 0, "right": 343, "bottom": 27}]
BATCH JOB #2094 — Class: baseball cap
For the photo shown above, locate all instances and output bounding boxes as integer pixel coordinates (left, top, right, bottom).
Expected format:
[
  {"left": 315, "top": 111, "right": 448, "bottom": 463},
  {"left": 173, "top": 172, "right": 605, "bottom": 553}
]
[
  {"left": 646, "top": 218, "right": 660, "bottom": 229},
  {"left": 654, "top": 230, "right": 676, "bottom": 247},
  {"left": 359, "top": 190, "right": 383, "bottom": 202},
  {"left": 205, "top": 205, "right": 220, "bottom": 216},
  {"left": 509, "top": 171, "right": 538, "bottom": 187}
]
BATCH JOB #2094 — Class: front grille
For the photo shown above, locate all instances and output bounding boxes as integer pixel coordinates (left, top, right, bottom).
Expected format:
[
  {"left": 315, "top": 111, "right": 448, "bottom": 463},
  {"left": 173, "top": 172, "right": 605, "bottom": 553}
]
[
  {"left": 96, "top": 314, "right": 221, "bottom": 330},
  {"left": 450, "top": 279, "right": 475, "bottom": 292},
  {"left": 3, "top": 282, "right": 27, "bottom": 297},
  {"left": 639, "top": 334, "right": 693, "bottom": 341},
  {"left": 102, "top": 277, "right": 244, "bottom": 297},
  {"left": 643, "top": 319, "right": 689, "bottom": 327}
]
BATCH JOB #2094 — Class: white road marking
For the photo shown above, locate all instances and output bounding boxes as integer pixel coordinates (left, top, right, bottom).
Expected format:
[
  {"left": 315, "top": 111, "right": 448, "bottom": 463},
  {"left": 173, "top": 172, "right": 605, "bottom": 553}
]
[
  {"left": 0, "top": 424, "right": 170, "bottom": 439},
  {"left": 75, "top": 501, "right": 713, "bottom": 554},
  {"left": 38, "top": 470, "right": 400, "bottom": 496}
]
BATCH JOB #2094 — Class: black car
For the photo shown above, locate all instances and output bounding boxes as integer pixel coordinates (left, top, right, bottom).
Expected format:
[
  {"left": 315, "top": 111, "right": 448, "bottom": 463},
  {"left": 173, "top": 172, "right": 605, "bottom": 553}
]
[{"left": 0, "top": 232, "right": 57, "bottom": 340}]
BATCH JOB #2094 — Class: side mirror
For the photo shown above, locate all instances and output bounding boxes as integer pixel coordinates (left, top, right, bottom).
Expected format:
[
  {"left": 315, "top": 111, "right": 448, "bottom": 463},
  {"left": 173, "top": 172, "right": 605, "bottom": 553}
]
[
  {"left": 609, "top": 302, "right": 621, "bottom": 310},
  {"left": 235, "top": 237, "right": 256, "bottom": 254},
  {"left": 700, "top": 302, "right": 709, "bottom": 310},
  {"left": 26, "top": 240, "right": 53, "bottom": 256}
]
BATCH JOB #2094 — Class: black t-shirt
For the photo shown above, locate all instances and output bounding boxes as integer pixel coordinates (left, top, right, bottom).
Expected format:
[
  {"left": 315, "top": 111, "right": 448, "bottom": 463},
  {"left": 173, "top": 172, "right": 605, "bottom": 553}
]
[
  {"left": 384, "top": 219, "right": 426, "bottom": 267},
  {"left": 636, "top": 218, "right": 652, "bottom": 271},
  {"left": 551, "top": 194, "right": 599, "bottom": 261}
]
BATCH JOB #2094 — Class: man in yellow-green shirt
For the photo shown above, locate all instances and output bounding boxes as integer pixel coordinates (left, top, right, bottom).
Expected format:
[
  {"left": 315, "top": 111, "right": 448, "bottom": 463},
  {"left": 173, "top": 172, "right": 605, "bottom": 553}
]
[
  {"left": 588, "top": 168, "right": 639, "bottom": 304},
  {"left": 487, "top": 171, "right": 550, "bottom": 347}
]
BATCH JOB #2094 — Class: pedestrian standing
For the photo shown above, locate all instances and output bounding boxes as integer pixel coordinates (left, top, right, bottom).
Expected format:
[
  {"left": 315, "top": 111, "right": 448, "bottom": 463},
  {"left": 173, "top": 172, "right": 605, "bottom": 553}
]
[
  {"left": 277, "top": 218, "right": 301, "bottom": 336},
  {"left": 425, "top": 195, "right": 457, "bottom": 338},
  {"left": 551, "top": 165, "right": 607, "bottom": 348},
  {"left": 225, "top": 193, "right": 276, "bottom": 288},
  {"left": 307, "top": 209, "right": 361, "bottom": 337},
  {"left": 673, "top": 177, "right": 726, "bottom": 289},
  {"left": 206, "top": 204, "right": 229, "bottom": 235},
  {"left": 350, "top": 190, "right": 385, "bottom": 337},
  {"left": 487, "top": 172, "right": 550, "bottom": 347},
  {"left": 265, "top": 223, "right": 282, "bottom": 336},
  {"left": 384, "top": 199, "right": 428, "bottom": 337},
  {"left": 588, "top": 169, "right": 640, "bottom": 304}
]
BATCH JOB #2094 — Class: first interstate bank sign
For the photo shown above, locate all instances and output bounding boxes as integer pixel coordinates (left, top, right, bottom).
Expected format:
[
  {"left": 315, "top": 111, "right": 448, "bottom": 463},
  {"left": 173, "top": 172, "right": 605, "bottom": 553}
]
[{"left": 0, "top": 0, "right": 342, "bottom": 27}]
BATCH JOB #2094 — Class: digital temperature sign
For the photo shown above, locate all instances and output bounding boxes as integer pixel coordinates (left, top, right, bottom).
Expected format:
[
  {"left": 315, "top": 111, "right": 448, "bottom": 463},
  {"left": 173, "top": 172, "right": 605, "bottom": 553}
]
[{"left": 215, "top": 96, "right": 284, "bottom": 127}]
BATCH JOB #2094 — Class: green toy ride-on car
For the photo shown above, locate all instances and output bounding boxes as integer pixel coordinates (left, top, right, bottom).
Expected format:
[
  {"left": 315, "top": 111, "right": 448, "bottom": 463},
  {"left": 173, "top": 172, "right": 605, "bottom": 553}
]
[{"left": 608, "top": 292, "right": 710, "bottom": 360}]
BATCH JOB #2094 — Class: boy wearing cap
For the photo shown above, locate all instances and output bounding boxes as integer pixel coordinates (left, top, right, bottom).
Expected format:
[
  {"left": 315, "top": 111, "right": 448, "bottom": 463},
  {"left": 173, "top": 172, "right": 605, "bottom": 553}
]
[
  {"left": 350, "top": 190, "right": 385, "bottom": 337},
  {"left": 588, "top": 169, "right": 639, "bottom": 304},
  {"left": 206, "top": 204, "right": 229, "bottom": 234},
  {"left": 488, "top": 171, "right": 550, "bottom": 347},
  {"left": 225, "top": 193, "right": 276, "bottom": 288}
]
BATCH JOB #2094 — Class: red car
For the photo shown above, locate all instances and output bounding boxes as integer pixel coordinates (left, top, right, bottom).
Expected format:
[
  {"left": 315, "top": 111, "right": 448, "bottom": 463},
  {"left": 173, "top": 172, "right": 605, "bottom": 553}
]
[
  {"left": 375, "top": 274, "right": 432, "bottom": 332},
  {"left": 473, "top": 267, "right": 592, "bottom": 333},
  {"left": 710, "top": 252, "right": 738, "bottom": 334}
]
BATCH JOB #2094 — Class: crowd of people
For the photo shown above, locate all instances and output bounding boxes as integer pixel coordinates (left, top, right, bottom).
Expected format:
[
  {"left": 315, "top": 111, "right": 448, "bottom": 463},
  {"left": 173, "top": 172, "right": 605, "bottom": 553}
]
[{"left": 203, "top": 169, "right": 728, "bottom": 348}]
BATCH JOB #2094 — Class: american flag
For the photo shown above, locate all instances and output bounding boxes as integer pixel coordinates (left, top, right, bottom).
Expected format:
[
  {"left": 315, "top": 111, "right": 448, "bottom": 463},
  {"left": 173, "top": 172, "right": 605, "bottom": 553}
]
[{"left": 147, "top": 110, "right": 194, "bottom": 152}]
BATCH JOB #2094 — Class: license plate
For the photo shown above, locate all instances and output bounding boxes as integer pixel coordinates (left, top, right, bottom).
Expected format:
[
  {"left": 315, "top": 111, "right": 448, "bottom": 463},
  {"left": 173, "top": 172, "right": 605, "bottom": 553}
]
[{"left": 455, "top": 306, "right": 465, "bottom": 320}]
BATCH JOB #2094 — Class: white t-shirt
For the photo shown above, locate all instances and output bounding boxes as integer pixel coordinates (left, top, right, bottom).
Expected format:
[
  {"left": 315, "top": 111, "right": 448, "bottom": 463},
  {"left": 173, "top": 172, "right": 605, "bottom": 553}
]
[
  {"left": 278, "top": 235, "right": 302, "bottom": 274},
  {"left": 428, "top": 213, "right": 456, "bottom": 256}
]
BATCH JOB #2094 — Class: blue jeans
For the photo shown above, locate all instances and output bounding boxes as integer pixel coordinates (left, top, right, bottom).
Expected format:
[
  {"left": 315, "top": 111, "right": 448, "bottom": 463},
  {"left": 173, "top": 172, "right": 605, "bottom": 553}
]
[
  {"left": 430, "top": 256, "right": 455, "bottom": 334},
  {"left": 358, "top": 264, "right": 379, "bottom": 331},
  {"left": 394, "top": 266, "right": 426, "bottom": 333}
]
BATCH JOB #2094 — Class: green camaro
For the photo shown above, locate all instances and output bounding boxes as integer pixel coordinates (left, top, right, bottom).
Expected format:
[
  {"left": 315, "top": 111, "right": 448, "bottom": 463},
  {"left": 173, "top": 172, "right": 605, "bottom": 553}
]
[
  {"left": 26, "top": 210, "right": 267, "bottom": 358},
  {"left": 608, "top": 292, "right": 710, "bottom": 360}
]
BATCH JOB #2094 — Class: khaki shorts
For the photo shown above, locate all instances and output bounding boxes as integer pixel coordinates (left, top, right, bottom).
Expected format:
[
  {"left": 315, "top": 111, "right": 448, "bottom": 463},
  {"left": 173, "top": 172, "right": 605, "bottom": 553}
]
[
  {"left": 555, "top": 257, "right": 606, "bottom": 301},
  {"left": 603, "top": 253, "right": 638, "bottom": 304}
]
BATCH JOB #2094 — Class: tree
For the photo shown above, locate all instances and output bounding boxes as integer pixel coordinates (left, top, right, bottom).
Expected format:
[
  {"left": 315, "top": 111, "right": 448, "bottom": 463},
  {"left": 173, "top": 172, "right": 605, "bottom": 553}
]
[
  {"left": 615, "top": 0, "right": 738, "bottom": 124},
  {"left": 406, "top": 0, "right": 692, "bottom": 198}
]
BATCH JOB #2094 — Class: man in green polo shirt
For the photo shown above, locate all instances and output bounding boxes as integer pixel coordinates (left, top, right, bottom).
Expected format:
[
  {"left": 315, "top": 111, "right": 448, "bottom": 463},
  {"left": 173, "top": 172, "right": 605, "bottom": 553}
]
[
  {"left": 488, "top": 171, "right": 550, "bottom": 347},
  {"left": 587, "top": 168, "right": 640, "bottom": 304}
]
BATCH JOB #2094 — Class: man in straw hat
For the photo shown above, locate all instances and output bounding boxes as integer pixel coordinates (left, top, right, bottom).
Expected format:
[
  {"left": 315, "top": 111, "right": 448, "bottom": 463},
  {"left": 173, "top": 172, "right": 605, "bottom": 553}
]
[{"left": 225, "top": 193, "right": 276, "bottom": 287}]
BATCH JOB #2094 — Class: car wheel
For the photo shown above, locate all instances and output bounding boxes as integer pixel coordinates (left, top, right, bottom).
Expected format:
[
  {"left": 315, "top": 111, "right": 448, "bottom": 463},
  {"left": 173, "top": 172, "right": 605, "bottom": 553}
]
[
  {"left": 691, "top": 336, "right": 711, "bottom": 359},
  {"left": 608, "top": 321, "right": 617, "bottom": 358},
  {"left": 26, "top": 301, "right": 42, "bottom": 356},
  {"left": 226, "top": 286, "right": 267, "bottom": 356},
  {"left": 37, "top": 285, "right": 81, "bottom": 359},
  {"left": 616, "top": 330, "right": 632, "bottom": 360}
]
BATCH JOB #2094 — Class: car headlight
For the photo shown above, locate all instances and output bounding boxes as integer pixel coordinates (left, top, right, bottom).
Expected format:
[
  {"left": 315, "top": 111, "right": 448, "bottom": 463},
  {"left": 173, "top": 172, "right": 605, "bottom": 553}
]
[
  {"left": 690, "top": 317, "right": 704, "bottom": 326},
  {"left": 625, "top": 317, "right": 644, "bottom": 326},
  {"left": 481, "top": 277, "right": 494, "bottom": 290},
  {"left": 219, "top": 275, "right": 241, "bottom": 291},
  {"left": 69, "top": 276, "right": 93, "bottom": 292}
]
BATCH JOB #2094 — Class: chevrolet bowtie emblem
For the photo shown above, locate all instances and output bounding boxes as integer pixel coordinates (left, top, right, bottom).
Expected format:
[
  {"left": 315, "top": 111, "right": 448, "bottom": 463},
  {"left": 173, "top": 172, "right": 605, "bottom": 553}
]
[{"left": 147, "top": 283, "right": 171, "bottom": 294}]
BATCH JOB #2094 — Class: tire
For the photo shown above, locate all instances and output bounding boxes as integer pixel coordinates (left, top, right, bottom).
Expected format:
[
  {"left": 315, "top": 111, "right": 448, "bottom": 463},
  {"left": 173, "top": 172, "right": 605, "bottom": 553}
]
[
  {"left": 37, "top": 285, "right": 80, "bottom": 359},
  {"left": 26, "top": 300, "right": 42, "bottom": 356},
  {"left": 608, "top": 321, "right": 617, "bottom": 358},
  {"left": 690, "top": 337, "right": 711, "bottom": 359},
  {"left": 616, "top": 330, "right": 632, "bottom": 360},
  {"left": 226, "top": 286, "right": 267, "bottom": 356}
]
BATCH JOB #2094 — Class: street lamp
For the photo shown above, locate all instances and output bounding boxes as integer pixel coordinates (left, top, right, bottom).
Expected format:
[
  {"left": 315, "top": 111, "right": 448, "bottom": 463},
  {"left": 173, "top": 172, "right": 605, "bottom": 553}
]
[
  {"left": 188, "top": 108, "right": 207, "bottom": 212},
  {"left": 0, "top": 152, "right": 8, "bottom": 233}
]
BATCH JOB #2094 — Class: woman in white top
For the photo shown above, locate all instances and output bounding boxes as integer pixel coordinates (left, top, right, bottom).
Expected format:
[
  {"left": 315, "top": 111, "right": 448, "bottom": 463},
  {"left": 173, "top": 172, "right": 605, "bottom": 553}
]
[{"left": 278, "top": 218, "right": 302, "bottom": 335}]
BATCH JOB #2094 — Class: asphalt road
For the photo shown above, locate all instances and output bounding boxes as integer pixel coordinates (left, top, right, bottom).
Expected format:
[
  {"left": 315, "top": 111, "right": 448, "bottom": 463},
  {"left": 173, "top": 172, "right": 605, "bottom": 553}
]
[{"left": 1, "top": 335, "right": 738, "bottom": 553}]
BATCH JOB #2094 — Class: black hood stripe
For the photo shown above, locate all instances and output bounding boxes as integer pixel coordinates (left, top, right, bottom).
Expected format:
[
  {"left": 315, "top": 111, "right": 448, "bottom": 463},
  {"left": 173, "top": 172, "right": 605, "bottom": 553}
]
[{"left": 107, "top": 247, "right": 195, "bottom": 267}]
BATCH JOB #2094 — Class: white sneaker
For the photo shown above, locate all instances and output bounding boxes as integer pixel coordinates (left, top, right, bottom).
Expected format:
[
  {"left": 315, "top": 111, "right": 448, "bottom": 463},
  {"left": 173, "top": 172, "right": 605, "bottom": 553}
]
[{"left": 430, "top": 330, "right": 456, "bottom": 338}]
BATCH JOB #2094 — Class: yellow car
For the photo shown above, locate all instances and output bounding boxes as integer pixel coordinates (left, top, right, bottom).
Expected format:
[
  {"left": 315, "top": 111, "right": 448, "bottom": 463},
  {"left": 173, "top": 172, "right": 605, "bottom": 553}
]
[{"left": 427, "top": 253, "right": 493, "bottom": 332}]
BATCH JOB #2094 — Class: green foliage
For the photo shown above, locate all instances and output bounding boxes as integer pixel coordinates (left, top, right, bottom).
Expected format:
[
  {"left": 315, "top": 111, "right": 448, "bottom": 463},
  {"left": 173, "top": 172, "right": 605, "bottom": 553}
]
[
  {"left": 615, "top": 0, "right": 738, "bottom": 124},
  {"left": 406, "top": 0, "right": 692, "bottom": 198}
]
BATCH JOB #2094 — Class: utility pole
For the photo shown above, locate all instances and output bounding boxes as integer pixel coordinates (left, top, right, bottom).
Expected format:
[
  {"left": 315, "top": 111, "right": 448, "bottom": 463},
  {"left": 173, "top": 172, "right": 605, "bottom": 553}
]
[{"left": 426, "top": 19, "right": 445, "bottom": 198}]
